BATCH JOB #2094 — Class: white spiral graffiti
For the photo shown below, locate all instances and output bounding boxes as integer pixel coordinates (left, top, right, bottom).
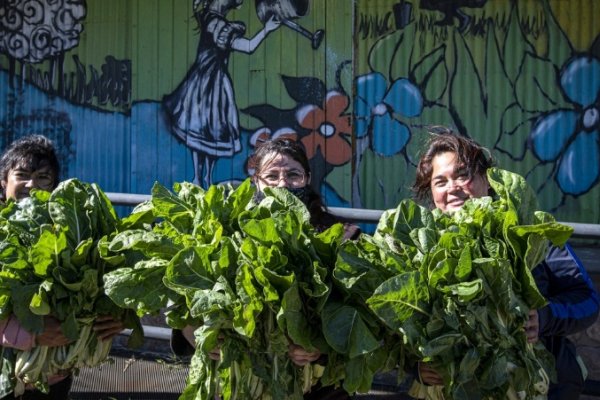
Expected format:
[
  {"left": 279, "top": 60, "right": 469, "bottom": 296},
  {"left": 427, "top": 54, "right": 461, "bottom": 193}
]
[{"left": 0, "top": 0, "right": 86, "bottom": 63}]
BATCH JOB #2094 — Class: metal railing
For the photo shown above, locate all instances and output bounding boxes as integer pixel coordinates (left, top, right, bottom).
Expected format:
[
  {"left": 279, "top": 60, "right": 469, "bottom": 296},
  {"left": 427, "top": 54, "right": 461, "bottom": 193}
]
[{"left": 106, "top": 192, "right": 600, "bottom": 239}]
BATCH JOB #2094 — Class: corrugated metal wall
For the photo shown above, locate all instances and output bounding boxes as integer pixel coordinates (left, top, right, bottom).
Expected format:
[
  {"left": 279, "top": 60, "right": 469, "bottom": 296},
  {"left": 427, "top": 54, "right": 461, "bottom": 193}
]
[{"left": 1, "top": 0, "right": 598, "bottom": 225}]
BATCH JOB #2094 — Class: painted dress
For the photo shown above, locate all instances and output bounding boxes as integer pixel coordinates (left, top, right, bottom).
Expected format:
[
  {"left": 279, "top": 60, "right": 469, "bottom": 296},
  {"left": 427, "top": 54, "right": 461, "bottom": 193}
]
[{"left": 163, "top": 11, "right": 245, "bottom": 157}]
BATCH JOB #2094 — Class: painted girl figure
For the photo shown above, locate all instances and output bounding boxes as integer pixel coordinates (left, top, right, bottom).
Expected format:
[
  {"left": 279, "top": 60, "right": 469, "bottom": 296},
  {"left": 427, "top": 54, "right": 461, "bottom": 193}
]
[{"left": 163, "top": 0, "right": 280, "bottom": 187}]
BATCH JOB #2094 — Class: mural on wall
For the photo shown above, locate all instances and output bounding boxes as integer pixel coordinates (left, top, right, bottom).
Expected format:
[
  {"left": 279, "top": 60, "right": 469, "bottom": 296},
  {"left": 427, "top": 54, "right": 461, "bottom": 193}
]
[
  {"left": 347, "top": 0, "right": 600, "bottom": 218},
  {"left": 241, "top": 63, "right": 353, "bottom": 204},
  {"left": 0, "top": 0, "right": 130, "bottom": 185},
  {"left": 162, "top": 0, "right": 328, "bottom": 188},
  {"left": 0, "top": 0, "right": 85, "bottom": 91},
  {"left": 221, "top": 0, "right": 599, "bottom": 218},
  {"left": 163, "top": 0, "right": 282, "bottom": 188},
  {"left": 0, "top": 0, "right": 599, "bottom": 225},
  {"left": 0, "top": 0, "right": 86, "bottom": 179}
]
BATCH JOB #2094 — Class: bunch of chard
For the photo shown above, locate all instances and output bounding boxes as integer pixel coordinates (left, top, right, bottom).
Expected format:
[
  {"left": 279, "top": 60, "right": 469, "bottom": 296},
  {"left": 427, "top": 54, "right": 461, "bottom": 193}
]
[
  {"left": 101, "top": 180, "right": 346, "bottom": 399},
  {"left": 335, "top": 168, "right": 572, "bottom": 400},
  {"left": 0, "top": 179, "right": 142, "bottom": 396}
]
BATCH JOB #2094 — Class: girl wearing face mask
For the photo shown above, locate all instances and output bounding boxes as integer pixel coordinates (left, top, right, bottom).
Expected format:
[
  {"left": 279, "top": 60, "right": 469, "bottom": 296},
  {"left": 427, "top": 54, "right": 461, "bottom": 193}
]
[
  {"left": 251, "top": 138, "right": 360, "bottom": 241},
  {"left": 408, "top": 129, "right": 599, "bottom": 400},
  {"left": 253, "top": 138, "right": 359, "bottom": 399},
  {"left": 171, "top": 138, "right": 359, "bottom": 399}
]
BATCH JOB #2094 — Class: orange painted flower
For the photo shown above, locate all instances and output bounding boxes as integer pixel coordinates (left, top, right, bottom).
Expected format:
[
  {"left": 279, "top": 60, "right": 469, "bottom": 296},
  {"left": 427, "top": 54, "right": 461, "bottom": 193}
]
[{"left": 296, "top": 91, "right": 352, "bottom": 165}]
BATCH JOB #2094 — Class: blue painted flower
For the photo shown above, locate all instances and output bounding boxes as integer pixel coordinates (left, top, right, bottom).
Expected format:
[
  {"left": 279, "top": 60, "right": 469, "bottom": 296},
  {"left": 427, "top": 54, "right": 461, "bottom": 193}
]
[
  {"left": 354, "top": 72, "right": 423, "bottom": 156},
  {"left": 529, "top": 56, "right": 600, "bottom": 195}
]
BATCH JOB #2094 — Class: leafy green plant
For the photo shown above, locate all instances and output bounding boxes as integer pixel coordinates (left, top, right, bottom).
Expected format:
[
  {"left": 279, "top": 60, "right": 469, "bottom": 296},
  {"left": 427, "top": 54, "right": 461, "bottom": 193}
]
[
  {"left": 0, "top": 179, "right": 142, "bottom": 396},
  {"left": 101, "top": 179, "right": 349, "bottom": 399},
  {"left": 335, "top": 168, "right": 572, "bottom": 400}
]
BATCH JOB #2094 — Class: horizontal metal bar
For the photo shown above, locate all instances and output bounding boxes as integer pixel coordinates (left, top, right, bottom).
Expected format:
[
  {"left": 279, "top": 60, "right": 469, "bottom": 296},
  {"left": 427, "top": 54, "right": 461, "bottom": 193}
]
[
  {"left": 121, "top": 325, "right": 172, "bottom": 341},
  {"left": 328, "top": 206, "right": 383, "bottom": 223},
  {"left": 105, "top": 192, "right": 600, "bottom": 239},
  {"left": 565, "top": 222, "right": 600, "bottom": 239},
  {"left": 105, "top": 192, "right": 150, "bottom": 205}
]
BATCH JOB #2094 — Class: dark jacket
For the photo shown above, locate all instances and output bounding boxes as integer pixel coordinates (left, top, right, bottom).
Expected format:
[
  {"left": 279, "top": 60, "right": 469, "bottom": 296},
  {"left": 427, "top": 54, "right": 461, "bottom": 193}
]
[{"left": 533, "top": 243, "right": 599, "bottom": 400}]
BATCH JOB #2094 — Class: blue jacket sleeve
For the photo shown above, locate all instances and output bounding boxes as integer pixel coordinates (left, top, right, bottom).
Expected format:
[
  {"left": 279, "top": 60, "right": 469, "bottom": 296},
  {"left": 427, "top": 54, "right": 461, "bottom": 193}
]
[{"left": 534, "top": 243, "right": 599, "bottom": 337}]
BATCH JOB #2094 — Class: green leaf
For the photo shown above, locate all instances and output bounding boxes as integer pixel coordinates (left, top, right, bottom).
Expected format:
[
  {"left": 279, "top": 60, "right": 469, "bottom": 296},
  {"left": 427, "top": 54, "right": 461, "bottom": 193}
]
[
  {"left": 4, "top": 196, "right": 50, "bottom": 243},
  {"left": 223, "top": 179, "right": 255, "bottom": 223},
  {"left": 164, "top": 247, "right": 216, "bottom": 295},
  {"left": 254, "top": 265, "right": 293, "bottom": 303},
  {"left": 71, "top": 238, "right": 93, "bottom": 267},
  {"left": 422, "top": 333, "right": 464, "bottom": 358},
  {"left": 150, "top": 182, "right": 196, "bottom": 232},
  {"left": 322, "top": 302, "right": 380, "bottom": 359},
  {"left": 367, "top": 271, "right": 429, "bottom": 330},
  {"left": 278, "top": 283, "right": 313, "bottom": 351},
  {"left": 0, "top": 238, "right": 28, "bottom": 269},
  {"left": 342, "top": 354, "right": 375, "bottom": 394},
  {"left": 455, "top": 245, "right": 473, "bottom": 280},
  {"left": 311, "top": 223, "right": 345, "bottom": 265},
  {"left": 29, "top": 291, "right": 50, "bottom": 316},
  {"left": 239, "top": 218, "right": 282, "bottom": 245},
  {"left": 487, "top": 168, "right": 539, "bottom": 225},
  {"left": 108, "top": 229, "right": 180, "bottom": 259},
  {"left": 189, "top": 286, "right": 233, "bottom": 320},
  {"left": 233, "top": 263, "right": 263, "bottom": 338},
  {"left": 410, "top": 227, "right": 438, "bottom": 254},
  {"left": 121, "top": 200, "right": 156, "bottom": 230},
  {"left": 103, "top": 265, "right": 171, "bottom": 316},
  {"left": 29, "top": 230, "right": 68, "bottom": 276},
  {"left": 61, "top": 311, "right": 80, "bottom": 341},
  {"left": 87, "top": 183, "right": 119, "bottom": 236},
  {"left": 47, "top": 179, "right": 95, "bottom": 248},
  {"left": 334, "top": 238, "right": 396, "bottom": 300},
  {"left": 427, "top": 251, "right": 456, "bottom": 289},
  {"left": 11, "top": 284, "right": 44, "bottom": 334},
  {"left": 260, "top": 187, "right": 311, "bottom": 225},
  {"left": 376, "top": 199, "right": 435, "bottom": 245},
  {"left": 511, "top": 222, "right": 572, "bottom": 250},
  {"left": 440, "top": 279, "right": 483, "bottom": 303}
]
